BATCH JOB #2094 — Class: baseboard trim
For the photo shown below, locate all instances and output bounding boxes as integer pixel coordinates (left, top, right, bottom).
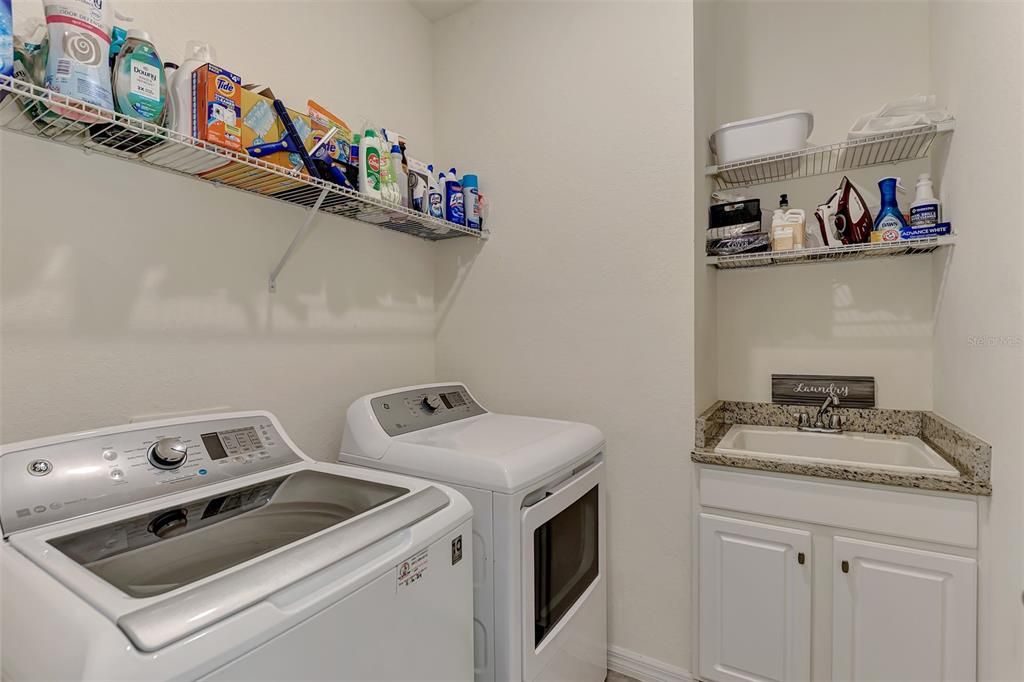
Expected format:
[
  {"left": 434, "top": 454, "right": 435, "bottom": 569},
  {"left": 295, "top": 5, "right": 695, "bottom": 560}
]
[{"left": 607, "top": 645, "right": 694, "bottom": 682}]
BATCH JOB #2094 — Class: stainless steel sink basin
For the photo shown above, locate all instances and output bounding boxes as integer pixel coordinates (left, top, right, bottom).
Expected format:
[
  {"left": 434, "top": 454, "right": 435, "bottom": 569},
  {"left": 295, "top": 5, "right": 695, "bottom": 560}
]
[{"left": 714, "top": 425, "right": 959, "bottom": 477}]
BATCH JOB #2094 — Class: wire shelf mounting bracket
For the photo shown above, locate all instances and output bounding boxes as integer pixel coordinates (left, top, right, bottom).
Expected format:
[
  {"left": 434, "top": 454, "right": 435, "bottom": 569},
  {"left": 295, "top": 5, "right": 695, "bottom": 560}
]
[{"left": 269, "top": 188, "right": 331, "bottom": 293}]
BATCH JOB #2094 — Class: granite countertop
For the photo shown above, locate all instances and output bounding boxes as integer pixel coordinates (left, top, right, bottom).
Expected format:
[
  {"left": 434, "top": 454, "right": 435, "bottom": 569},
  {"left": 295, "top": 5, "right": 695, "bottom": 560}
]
[{"left": 692, "top": 401, "right": 991, "bottom": 495}]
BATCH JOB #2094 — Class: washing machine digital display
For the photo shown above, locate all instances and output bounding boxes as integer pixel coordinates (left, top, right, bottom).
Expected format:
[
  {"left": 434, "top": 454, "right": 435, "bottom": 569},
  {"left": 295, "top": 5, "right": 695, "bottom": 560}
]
[
  {"left": 440, "top": 391, "right": 466, "bottom": 409},
  {"left": 202, "top": 427, "right": 263, "bottom": 460}
]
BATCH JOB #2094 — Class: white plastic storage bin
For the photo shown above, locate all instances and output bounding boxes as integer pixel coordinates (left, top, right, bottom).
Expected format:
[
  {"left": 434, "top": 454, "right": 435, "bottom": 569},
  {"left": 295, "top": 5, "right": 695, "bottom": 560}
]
[{"left": 711, "top": 110, "right": 814, "bottom": 164}]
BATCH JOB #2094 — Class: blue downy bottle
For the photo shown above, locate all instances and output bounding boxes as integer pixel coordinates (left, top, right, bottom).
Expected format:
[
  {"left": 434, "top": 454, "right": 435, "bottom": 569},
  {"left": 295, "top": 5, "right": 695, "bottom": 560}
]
[{"left": 873, "top": 177, "right": 909, "bottom": 233}]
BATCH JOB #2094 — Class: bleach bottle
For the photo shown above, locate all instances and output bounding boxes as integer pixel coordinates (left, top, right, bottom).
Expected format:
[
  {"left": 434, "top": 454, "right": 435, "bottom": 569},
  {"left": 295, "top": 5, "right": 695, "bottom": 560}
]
[
  {"left": 873, "top": 177, "right": 909, "bottom": 234},
  {"left": 359, "top": 128, "right": 382, "bottom": 199},
  {"left": 445, "top": 167, "right": 465, "bottom": 225},
  {"left": 427, "top": 165, "right": 444, "bottom": 219}
]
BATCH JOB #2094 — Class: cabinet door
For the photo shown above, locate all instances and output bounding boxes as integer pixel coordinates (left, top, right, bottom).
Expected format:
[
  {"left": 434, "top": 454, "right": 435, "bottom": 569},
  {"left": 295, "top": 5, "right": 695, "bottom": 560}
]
[
  {"left": 699, "top": 513, "right": 812, "bottom": 682},
  {"left": 832, "top": 536, "right": 977, "bottom": 682}
]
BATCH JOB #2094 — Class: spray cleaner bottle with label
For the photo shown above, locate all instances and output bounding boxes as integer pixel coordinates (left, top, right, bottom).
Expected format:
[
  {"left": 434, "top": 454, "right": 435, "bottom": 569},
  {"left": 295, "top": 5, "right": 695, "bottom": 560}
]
[{"left": 873, "top": 177, "right": 909, "bottom": 238}]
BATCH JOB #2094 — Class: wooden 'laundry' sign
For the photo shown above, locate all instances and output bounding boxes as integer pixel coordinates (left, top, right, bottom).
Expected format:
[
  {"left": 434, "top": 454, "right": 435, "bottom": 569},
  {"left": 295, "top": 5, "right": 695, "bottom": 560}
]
[{"left": 771, "top": 374, "right": 876, "bottom": 408}]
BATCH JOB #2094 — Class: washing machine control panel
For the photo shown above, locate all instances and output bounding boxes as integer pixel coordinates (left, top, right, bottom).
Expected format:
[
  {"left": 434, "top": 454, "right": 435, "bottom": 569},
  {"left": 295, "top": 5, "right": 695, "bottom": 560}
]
[
  {"left": 0, "top": 415, "right": 301, "bottom": 535},
  {"left": 371, "top": 384, "right": 487, "bottom": 436}
]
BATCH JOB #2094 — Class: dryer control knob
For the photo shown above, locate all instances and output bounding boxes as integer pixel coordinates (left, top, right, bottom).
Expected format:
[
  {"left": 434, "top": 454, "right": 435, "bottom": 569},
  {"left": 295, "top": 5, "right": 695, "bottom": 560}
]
[
  {"left": 148, "top": 437, "right": 188, "bottom": 470},
  {"left": 148, "top": 509, "right": 188, "bottom": 538},
  {"left": 423, "top": 395, "right": 443, "bottom": 411}
]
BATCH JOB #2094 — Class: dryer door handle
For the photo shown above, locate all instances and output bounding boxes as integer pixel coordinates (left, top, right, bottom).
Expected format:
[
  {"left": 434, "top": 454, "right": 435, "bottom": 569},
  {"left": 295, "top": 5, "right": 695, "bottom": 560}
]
[{"left": 117, "top": 486, "right": 450, "bottom": 652}]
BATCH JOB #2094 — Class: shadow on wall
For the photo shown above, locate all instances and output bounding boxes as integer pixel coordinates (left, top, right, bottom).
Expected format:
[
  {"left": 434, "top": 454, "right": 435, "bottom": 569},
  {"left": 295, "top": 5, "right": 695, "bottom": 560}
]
[{"left": 1, "top": 137, "right": 436, "bottom": 343}]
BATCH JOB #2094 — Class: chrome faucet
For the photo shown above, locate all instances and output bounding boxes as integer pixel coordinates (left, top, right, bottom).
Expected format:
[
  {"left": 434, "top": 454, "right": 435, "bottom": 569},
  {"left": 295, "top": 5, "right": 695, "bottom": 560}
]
[{"left": 796, "top": 394, "right": 843, "bottom": 433}]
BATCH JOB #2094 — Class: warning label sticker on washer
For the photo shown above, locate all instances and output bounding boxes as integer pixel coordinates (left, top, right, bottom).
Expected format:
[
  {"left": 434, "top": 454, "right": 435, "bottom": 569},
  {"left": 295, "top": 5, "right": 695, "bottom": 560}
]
[{"left": 397, "top": 548, "right": 429, "bottom": 590}]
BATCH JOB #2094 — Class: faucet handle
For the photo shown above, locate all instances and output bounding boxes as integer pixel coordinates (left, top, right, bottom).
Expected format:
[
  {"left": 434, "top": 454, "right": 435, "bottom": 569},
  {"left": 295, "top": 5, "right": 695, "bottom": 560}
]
[
  {"left": 829, "top": 413, "right": 843, "bottom": 431},
  {"left": 796, "top": 411, "right": 811, "bottom": 428}
]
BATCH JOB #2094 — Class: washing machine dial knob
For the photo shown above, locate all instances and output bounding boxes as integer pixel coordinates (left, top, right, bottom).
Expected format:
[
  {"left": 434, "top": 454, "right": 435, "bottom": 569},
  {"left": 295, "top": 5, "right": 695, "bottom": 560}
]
[
  {"left": 148, "top": 437, "right": 188, "bottom": 470},
  {"left": 423, "top": 395, "right": 443, "bottom": 411}
]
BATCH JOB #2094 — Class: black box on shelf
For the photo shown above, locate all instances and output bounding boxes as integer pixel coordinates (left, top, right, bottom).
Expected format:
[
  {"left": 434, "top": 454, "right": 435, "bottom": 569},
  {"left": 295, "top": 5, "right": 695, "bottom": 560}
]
[{"left": 709, "top": 199, "right": 761, "bottom": 229}]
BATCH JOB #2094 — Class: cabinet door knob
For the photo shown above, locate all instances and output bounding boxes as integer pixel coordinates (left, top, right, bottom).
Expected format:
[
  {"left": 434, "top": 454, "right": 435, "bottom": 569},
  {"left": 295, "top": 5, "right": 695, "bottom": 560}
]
[
  {"left": 797, "top": 552, "right": 805, "bottom": 565},
  {"left": 841, "top": 560, "right": 850, "bottom": 573}
]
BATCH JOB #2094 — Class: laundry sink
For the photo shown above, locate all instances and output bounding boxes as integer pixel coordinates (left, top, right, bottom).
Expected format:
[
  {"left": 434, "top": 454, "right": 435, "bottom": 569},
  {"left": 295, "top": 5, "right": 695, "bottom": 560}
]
[{"left": 714, "top": 425, "right": 959, "bottom": 477}]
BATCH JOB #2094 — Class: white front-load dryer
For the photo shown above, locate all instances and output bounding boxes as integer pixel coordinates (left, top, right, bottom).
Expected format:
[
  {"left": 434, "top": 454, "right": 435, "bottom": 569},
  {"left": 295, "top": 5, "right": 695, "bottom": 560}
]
[
  {"left": 340, "top": 383, "right": 607, "bottom": 682},
  {"left": 0, "top": 411, "right": 474, "bottom": 681}
]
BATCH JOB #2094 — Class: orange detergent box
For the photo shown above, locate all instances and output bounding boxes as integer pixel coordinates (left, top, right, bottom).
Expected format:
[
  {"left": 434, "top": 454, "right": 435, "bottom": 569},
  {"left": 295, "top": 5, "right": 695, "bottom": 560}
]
[
  {"left": 192, "top": 64, "right": 243, "bottom": 152},
  {"left": 200, "top": 88, "right": 314, "bottom": 193}
]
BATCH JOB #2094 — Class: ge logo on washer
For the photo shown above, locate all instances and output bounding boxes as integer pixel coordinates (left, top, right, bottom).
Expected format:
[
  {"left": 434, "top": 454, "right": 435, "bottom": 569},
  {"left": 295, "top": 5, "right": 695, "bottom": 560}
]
[{"left": 27, "top": 459, "right": 53, "bottom": 476}]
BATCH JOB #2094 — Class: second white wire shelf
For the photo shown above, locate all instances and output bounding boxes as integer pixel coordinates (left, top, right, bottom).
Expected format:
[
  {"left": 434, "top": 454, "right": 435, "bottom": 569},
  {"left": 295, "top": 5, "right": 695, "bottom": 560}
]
[
  {"left": 707, "top": 235, "right": 955, "bottom": 270},
  {"left": 705, "top": 121, "right": 955, "bottom": 189}
]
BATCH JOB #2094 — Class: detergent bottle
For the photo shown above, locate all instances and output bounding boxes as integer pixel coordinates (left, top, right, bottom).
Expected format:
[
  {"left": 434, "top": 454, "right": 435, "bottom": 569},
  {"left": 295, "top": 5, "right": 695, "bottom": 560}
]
[
  {"left": 359, "top": 128, "right": 382, "bottom": 199},
  {"left": 167, "top": 41, "right": 215, "bottom": 137},
  {"left": 112, "top": 30, "right": 167, "bottom": 125},
  {"left": 873, "top": 177, "right": 909, "bottom": 235}
]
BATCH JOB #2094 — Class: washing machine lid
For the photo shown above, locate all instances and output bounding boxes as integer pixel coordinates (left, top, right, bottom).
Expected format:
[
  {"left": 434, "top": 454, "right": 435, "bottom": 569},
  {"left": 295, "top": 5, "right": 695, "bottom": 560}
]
[
  {"left": 386, "top": 414, "right": 604, "bottom": 493},
  {"left": 7, "top": 462, "right": 453, "bottom": 653}
]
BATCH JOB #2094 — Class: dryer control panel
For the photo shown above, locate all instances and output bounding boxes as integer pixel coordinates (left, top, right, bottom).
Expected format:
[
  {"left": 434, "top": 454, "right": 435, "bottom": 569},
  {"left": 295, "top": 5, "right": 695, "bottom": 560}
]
[
  {"left": 0, "top": 415, "right": 300, "bottom": 535},
  {"left": 371, "top": 384, "right": 487, "bottom": 436}
]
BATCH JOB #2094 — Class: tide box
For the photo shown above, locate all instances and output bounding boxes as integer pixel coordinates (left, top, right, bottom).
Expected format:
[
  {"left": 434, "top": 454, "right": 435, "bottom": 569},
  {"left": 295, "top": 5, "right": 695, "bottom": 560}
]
[
  {"left": 200, "top": 88, "right": 314, "bottom": 194},
  {"left": 192, "top": 64, "right": 242, "bottom": 152}
]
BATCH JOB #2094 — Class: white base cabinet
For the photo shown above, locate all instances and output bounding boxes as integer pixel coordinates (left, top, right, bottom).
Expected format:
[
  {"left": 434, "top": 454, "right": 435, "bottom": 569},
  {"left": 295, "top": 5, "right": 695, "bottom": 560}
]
[
  {"left": 832, "top": 537, "right": 977, "bottom": 682},
  {"left": 696, "top": 467, "right": 978, "bottom": 682},
  {"left": 699, "top": 514, "right": 811, "bottom": 682}
]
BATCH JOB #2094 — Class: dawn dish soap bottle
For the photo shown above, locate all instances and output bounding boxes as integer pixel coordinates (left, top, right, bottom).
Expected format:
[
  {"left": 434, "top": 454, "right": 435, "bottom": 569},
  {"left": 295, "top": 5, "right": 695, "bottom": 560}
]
[
  {"left": 873, "top": 176, "right": 909, "bottom": 238},
  {"left": 113, "top": 30, "right": 167, "bottom": 125}
]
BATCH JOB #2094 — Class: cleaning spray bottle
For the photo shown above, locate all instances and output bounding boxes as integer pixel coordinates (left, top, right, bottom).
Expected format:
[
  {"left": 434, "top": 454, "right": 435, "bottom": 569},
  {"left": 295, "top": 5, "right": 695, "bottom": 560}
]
[
  {"left": 390, "top": 143, "right": 409, "bottom": 208},
  {"left": 359, "top": 127, "right": 382, "bottom": 199},
  {"left": 112, "top": 30, "right": 167, "bottom": 125},
  {"left": 167, "top": 40, "right": 214, "bottom": 137},
  {"left": 910, "top": 173, "right": 941, "bottom": 227},
  {"left": 427, "top": 165, "right": 444, "bottom": 219},
  {"left": 445, "top": 168, "right": 465, "bottom": 225},
  {"left": 873, "top": 177, "right": 909, "bottom": 235}
]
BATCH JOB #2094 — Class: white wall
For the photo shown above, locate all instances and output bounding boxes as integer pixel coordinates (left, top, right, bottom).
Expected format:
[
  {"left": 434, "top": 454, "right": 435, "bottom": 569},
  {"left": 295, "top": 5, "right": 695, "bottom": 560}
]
[
  {"left": 1, "top": 1, "right": 438, "bottom": 459},
  {"left": 930, "top": 3, "right": 1024, "bottom": 680},
  {"left": 693, "top": 0, "right": 718, "bottom": 414},
  {"left": 710, "top": 1, "right": 936, "bottom": 408},
  {"left": 432, "top": 1, "right": 695, "bottom": 669}
]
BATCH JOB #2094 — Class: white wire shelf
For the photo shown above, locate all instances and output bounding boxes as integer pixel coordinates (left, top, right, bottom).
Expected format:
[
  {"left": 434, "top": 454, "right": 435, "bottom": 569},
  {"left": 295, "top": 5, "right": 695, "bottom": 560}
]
[
  {"left": 707, "top": 235, "right": 955, "bottom": 270},
  {"left": 0, "top": 76, "right": 483, "bottom": 245},
  {"left": 705, "top": 121, "right": 955, "bottom": 189}
]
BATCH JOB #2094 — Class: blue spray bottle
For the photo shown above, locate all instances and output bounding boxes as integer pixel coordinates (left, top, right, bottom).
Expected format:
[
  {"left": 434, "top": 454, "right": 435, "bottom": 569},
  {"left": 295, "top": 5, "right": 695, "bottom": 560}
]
[{"left": 873, "top": 177, "right": 909, "bottom": 233}]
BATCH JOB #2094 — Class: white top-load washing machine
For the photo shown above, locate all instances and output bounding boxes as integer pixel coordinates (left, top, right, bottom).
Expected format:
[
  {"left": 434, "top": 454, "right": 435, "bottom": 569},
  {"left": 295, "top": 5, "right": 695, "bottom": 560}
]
[
  {"left": 1, "top": 411, "right": 474, "bottom": 681},
  {"left": 340, "top": 383, "right": 607, "bottom": 682}
]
